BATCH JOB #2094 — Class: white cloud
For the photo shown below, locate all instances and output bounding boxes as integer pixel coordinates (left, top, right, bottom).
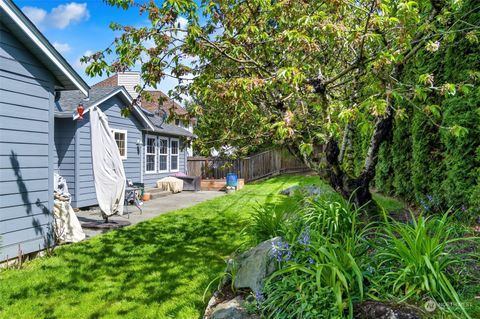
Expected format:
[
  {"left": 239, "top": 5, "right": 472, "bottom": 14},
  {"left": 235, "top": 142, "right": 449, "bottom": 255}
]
[
  {"left": 49, "top": 3, "right": 90, "bottom": 29},
  {"left": 22, "top": 2, "right": 89, "bottom": 30},
  {"left": 74, "top": 50, "right": 93, "bottom": 71},
  {"left": 22, "top": 7, "right": 47, "bottom": 27},
  {"left": 53, "top": 41, "right": 72, "bottom": 53}
]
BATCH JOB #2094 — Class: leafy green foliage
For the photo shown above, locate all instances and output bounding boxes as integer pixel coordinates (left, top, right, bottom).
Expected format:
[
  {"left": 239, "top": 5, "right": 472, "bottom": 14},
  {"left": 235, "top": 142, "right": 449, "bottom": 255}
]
[
  {"left": 246, "top": 185, "right": 476, "bottom": 318},
  {"left": 86, "top": 0, "right": 478, "bottom": 207},
  {"left": 375, "top": 0, "right": 480, "bottom": 216},
  {"left": 374, "top": 142, "right": 394, "bottom": 195},
  {"left": 298, "top": 196, "right": 359, "bottom": 241},
  {"left": 245, "top": 204, "right": 292, "bottom": 244},
  {"left": 373, "top": 212, "right": 477, "bottom": 318},
  {"left": 267, "top": 240, "right": 366, "bottom": 318},
  {"left": 252, "top": 196, "right": 369, "bottom": 318},
  {"left": 262, "top": 273, "right": 341, "bottom": 319}
]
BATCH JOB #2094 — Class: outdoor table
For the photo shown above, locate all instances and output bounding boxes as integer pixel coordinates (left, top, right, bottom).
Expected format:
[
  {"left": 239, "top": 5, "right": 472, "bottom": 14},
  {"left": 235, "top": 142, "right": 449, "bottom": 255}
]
[{"left": 124, "top": 186, "right": 143, "bottom": 218}]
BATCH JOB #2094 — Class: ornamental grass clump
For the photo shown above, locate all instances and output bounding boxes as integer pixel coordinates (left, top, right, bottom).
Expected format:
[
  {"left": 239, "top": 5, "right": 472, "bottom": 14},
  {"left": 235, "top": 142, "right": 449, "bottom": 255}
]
[
  {"left": 257, "top": 196, "right": 370, "bottom": 318},
  {"left": 246, "top": 204, "right": 292, "bottom": 244},
  {"left": 300, "top": 196, "right": 359, "bottom": 240},
  {"left": 375, "top": 211, "right": 476, "bottom": 318},
  {"left": 262, "top": 232, "right": 367, "bottom": 318}
]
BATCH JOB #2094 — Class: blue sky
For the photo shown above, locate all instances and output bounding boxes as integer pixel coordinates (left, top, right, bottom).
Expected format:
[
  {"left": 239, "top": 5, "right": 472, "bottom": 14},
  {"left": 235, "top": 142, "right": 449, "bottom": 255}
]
[{"left": 15, "top": 0, "right": 184, "bottom": 93}]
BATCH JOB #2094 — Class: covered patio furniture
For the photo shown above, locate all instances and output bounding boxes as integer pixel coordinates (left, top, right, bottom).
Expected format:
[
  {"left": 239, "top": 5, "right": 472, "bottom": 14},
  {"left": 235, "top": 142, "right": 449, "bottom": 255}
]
[
  {"left": 156, "top": 176, "right": 183, "bottom": 193},
  {"left": 172, "top": 175, "right": 201, "bottom": 191},
  {"left": 90, "top": 106, "right": 126, "bottom": 219}
]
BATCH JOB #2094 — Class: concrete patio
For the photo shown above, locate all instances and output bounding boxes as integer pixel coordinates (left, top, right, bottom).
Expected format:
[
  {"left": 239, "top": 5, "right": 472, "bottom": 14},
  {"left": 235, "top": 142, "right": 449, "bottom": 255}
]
[{"left": 76, "top": 190, "right": 225, "bottom": 238}]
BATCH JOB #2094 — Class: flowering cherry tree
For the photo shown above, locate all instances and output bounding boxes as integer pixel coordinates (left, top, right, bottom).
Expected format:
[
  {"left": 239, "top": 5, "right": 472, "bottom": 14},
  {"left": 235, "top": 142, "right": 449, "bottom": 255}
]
[{"left": 84, "top": 0, "right": 478, "bottom": 208}]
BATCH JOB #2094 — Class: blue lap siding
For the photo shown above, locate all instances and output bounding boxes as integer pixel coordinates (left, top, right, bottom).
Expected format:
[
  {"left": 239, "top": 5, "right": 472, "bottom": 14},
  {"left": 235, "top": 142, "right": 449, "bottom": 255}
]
[
  {"left": 54, "top": 118, "right": 76, "bottom": 201},
  {"left": 0, "top": 22, "right": 55, "bottom": 260},
  {"left": 55, "top": 95, "right": 144, "bottom": 208}
]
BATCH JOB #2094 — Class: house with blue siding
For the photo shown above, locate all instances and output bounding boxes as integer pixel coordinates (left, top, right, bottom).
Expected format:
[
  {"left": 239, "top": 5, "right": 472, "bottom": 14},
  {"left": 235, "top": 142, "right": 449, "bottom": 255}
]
[
  {"left": 0, "top": 0, "right": 89, "bottom": 261},
  {"left": 140, "top": 107, "right": 194, "bottom": 188},
  {"left": 54, "top": 85, "right": 194, "bottom": 208},
  {"left": 92, "top": 73, "right": 196, "bottom": 190},
  {"left": 54, "top": 86, "right": 154, "bottom": 208},
  {"left": 1, "top": 0, "right": 194, "bottom": 262}
]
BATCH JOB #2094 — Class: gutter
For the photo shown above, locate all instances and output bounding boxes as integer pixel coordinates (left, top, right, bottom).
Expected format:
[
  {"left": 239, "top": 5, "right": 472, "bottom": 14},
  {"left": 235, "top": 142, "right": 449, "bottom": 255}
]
[
  {"left": 54, "top": 111, "right": 74, "bottom": 119},
  {"left": 1, "top": 0, "right": 90, "bottom": 97}
]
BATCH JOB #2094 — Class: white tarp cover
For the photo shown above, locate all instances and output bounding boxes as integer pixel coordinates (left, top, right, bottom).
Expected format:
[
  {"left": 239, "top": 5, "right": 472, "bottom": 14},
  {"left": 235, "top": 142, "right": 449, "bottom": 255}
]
[
  {"left": 90, "top": 106, "right": 126, "bottom": 217},
  {"left": 53, "top": 199, "right": 86, "bottom": 243},
  {"left": 53, "top": 173, "right": 85, "bottom": 243},
  {"left": 156, "top": 176, "right": 184, "bottom": 193}
]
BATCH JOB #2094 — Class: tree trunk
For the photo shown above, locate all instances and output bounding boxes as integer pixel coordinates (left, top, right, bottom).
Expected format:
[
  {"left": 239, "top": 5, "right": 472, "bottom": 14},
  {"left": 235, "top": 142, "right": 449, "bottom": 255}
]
[{"left": 324, "top": 138, "right": 374, "bottom": 208}]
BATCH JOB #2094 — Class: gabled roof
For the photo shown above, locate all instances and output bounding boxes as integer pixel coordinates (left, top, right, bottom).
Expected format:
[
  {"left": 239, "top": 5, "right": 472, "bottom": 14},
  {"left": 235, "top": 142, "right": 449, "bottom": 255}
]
[
  {"left": 141, "top": 108, "right": 195, "bottom": 138},
  {"left": 141, "top": 90, "right": 188, "bottom": 116},
  {"left": 93, "top": 74, "right": 187, "bottom": 116},
  {"left": 0, "top": 0, "right": 89, "bottom": 96},
  {"left": 55, "top": 86, "right": 155, "bottom": 131},
  {"left": 93, "top": 74, "right": 119, "bottom": 88}
]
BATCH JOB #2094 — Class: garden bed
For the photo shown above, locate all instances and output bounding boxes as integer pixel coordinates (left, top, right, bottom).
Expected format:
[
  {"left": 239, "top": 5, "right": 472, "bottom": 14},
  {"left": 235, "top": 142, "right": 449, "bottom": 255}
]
[{"left": 200, "top": 178, "right": 245, "bottom": 191}]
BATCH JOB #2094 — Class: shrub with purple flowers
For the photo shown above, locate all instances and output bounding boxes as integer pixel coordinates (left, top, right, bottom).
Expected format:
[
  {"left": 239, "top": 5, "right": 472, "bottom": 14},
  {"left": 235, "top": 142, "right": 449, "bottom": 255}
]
[
  {"left": 420, "top": 199, "right": 430, "bottom": 211},
  {"left": 244, "top": 186, "right": 477, "bottom": 318},
  {"left": 270, "top": 240, "right": 293, "bottom": 263},
  {"left": 255, "top": 289, "right": 265, "bottom": 303},
  {"left": 256, "top": 196, "right": 368, "bottom": 318},
  {"left": 298, "top": 227, "right": 311, "bottom": 249}
]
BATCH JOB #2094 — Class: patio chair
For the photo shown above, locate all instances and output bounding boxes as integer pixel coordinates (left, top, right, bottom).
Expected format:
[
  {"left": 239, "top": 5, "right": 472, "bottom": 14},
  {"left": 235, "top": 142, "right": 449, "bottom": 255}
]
[{"left": 124, "top": 179, "right": 143, "bottom": 217}]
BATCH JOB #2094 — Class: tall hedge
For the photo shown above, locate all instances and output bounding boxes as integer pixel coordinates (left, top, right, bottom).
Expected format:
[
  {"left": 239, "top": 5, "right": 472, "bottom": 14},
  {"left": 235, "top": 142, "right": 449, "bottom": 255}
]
[
  {"left": 391, "top": 118, "right": 413, "bottom": 201},
  {"left": 375, "top": 141, "right": 394, "bottom": 195},
  {"left": 375, "top": 0, "right": 479, "bottom": 215}
]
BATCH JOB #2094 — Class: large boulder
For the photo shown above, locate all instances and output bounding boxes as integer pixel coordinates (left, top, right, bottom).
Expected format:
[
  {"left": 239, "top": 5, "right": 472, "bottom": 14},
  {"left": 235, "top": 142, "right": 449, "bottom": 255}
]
[
  {"left": 206, "top": 296, "right": 257, "bottom": 319},
  {"left": 234, "top": 237, "right": 282, "bottom": 292}
]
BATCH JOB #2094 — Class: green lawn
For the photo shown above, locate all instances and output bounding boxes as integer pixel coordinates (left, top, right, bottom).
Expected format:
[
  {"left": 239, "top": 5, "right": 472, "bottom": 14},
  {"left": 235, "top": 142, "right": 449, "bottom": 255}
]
[
  {"left": 0, "top": 175, "right": 324, "bottom": 319},
  {"left": 0, "top": 175, "right": 407, "bottom": 319}
]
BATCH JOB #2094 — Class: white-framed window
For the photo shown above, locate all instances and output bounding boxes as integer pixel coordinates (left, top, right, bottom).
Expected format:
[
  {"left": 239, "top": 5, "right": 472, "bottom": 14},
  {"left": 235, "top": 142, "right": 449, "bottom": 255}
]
[
  {"left": 111, "top": 128, "right": 127, "bottom": 160},
  {"left": 158, "top": 137, "right": 169, "bottom": 172},
  {"left": 145, "top": 135, "right": 156, "bottom": 173},
  {"left": 170, "top": 138, "right": 179, "bottom": 172}
]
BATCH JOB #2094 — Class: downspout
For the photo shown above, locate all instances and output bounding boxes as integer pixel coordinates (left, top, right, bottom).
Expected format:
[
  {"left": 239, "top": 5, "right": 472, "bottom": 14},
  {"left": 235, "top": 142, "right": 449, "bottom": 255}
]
[{"left": 140, "top": 132, "right": 144, "bottom": 184}]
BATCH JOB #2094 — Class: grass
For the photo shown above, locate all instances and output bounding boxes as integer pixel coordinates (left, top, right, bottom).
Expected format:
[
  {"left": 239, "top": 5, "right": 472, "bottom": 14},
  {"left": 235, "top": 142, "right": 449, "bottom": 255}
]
[
  {"left": 372, "top": 193, "right": 405, "bottom": 212},
  {"left": 0, "top": 175, "right": 321, "bottom": 319},
  {"left": 2, "top": 174, "right": 476, "bottom": 318}
]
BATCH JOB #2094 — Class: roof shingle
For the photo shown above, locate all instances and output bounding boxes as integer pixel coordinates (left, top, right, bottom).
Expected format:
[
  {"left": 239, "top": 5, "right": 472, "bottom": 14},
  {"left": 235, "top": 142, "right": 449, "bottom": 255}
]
[
  {"left": 55, "top": 86, "right": 123, "bottom": 113},
  {"left": 91, "top": 74, "right": 187, "bottom": 116}
]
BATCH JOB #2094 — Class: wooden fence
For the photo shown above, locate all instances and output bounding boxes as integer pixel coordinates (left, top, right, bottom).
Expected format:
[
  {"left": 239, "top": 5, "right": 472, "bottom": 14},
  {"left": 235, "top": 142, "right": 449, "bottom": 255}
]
[{"left": 187, "top": 148, "right": 309, "bottom": 182}]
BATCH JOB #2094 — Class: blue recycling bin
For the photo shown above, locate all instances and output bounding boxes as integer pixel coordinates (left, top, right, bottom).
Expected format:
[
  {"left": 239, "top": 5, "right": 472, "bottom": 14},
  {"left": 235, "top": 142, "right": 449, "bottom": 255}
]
[{"left": 226, "top": 173, "right": 238, "bottom": 187}]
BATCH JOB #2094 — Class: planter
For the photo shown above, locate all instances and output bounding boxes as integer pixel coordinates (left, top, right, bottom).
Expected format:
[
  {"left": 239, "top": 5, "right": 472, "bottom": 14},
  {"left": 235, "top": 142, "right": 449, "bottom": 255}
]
[{"left": 201, "top": 178, "right": 245, "bottom": 191}]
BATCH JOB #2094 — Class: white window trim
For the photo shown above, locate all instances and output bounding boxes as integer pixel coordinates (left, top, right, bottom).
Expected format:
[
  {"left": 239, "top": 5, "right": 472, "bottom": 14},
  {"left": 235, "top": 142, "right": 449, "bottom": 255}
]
[
  {"left": 170, "top": 138, "right": 180, "bottom": 172},
  {"left": 158, "top": 137, "right": 169, "bottom": 173},
  {"left": 145, "top": 134, "right": 157, "bottom": 174},
  {"left": 111, "top": 128, "right": 128, "bottom": 160}
]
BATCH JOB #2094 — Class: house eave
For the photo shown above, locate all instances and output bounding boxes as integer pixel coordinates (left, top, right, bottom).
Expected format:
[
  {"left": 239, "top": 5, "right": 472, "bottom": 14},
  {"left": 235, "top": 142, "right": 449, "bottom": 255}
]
[
  {"left": 72, "top": 87, "right": 156, "bottom": 131},
  {"left": 0, "top": 0, "right": 90, "bottom": 96},
  {"left": 142, "top": 128, "right": 196, "bottom": 139}
]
